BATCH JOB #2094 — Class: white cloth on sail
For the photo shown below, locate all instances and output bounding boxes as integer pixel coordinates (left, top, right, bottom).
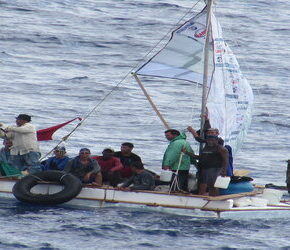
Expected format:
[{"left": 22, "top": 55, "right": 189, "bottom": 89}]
[
  {"left": 136, "top": 8, "right": 209, "bottom": 84},
  {"left": 135, "top": 7, "right": 253, "bottom": 154},
  {"left": 207, "top": 12, "right": 254, "bottom": 154}
]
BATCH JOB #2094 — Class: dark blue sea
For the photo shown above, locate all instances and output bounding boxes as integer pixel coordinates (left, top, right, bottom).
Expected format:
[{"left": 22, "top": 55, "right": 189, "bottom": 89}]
[{"left": 1, "top": 0, "right": 290, "bottom": 249}]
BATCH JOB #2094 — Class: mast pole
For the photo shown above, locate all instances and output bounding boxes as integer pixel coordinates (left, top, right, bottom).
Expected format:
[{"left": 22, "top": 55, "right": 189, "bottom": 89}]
[
  {"left": 132, "top": 73, "right": 170, "bottom": 130},
  {"left": 199, "top": 0, "right": 213, "bottom": 151}
]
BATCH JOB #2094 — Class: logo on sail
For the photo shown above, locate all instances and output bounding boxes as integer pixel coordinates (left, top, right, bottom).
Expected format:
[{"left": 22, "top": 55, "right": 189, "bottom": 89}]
[{"left": 194, "top": 28, "right": 206, "bottom": 38}]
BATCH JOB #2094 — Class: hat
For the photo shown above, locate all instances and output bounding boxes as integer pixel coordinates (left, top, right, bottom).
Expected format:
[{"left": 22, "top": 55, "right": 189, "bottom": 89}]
[
  {"left": 54, "top": 146, "right": 66, "bottom": 152},
  {"left": 16, "top": 114, "right": 31, "bottom": 122},
  {"left": 79, "top": 148, "right": 90, "bottom": 153},
  {"left": 206, "top": 128, "right": 219, "bottom": 132},
  {"left": 206, "top": 135, "right": 218, "bottom": 139}
]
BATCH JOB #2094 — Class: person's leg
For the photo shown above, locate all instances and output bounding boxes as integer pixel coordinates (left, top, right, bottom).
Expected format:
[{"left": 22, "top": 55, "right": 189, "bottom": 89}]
[
  {"left": 9, "top": 154, "right": 25, "bottom": 171},
  {"left": 208, "top": 187, "right": 219, "bottom": 196},
  {"left": 208, "top": 168, "right": 222, "bottom": 196},
  {"left": 177, "top": 170, "right": 189, "bottom": 191},
  {"left": 23, "top": 152, "right": 42, "bottom": 173},
  {"left": 198, "top": 183, "right": 207, "bottom": 195},
  {"left": 108, "top": 171, "right": 122, "bottom": 187},
  {"left": 93, "top": 172, "right": 102, "bottom": 186},
  {"left": 198, "top": 168, "right": 208, "bottom": 195}
]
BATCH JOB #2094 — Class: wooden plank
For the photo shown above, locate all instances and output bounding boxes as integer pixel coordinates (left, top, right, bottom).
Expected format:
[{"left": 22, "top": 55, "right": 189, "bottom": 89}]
[{"left": 206, "top": 192, "right": 257, "bottom": 201}]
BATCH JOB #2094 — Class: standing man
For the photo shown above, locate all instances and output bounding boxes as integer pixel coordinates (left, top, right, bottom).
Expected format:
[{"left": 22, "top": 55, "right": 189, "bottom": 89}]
[
  {"left": 195, "top": 135, "right": 228, "bottom": 196},
  {"left": 162, "top": 129, "right": 196, "bottom": 191},
  {"left": 114, "top": 142, "right": 142, "bottom": 179},
  {"left": 0, "top": 114, "right": 41, "bottom": 173}
]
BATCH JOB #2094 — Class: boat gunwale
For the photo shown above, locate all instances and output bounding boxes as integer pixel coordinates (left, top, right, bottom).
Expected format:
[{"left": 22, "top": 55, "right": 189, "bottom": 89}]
[{"left": 0, "top": 177, "right": 259, "bottom": 201}]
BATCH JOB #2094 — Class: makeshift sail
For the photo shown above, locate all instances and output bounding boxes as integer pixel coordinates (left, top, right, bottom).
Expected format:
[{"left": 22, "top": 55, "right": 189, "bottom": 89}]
[
  {"left": 136, "top": 7, "right": 209, "bottom": 84},
  {"left": 135, "top": 5, "right": 253, "bottom": 154}
]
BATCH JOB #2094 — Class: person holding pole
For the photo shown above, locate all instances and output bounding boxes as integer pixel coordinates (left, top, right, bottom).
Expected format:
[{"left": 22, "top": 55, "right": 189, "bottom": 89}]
[
  {"left": 162, "top": 129, "right": 196, "bottom": 192},
  {"left": 0, "top": 114, "right": 41, "bottom": 174}
]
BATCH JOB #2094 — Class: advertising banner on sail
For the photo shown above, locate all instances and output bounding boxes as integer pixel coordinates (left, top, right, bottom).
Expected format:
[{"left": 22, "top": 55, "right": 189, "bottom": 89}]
[
  {"left": 135, "top": 6, "right": 253, "bottom": 154},
  {"left": 136, "top": 8, "right": 209, "bottom": 84},
  {"left": 206, "top": 12, "right": 254, "bottom": 154}
]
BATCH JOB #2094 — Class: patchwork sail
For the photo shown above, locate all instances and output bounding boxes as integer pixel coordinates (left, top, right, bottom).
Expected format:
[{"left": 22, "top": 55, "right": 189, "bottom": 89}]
[{"left": 135, "top": 7, "right": 253, "bottom": 154}]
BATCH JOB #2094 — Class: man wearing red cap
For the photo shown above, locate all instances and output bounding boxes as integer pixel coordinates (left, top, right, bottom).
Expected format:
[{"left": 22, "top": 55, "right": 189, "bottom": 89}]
[{"left": 0, "top": 114, "right": 41, "bottom": 174}]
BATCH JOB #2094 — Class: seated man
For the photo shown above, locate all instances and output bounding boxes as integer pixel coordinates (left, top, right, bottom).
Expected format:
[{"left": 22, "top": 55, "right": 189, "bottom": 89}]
[
  {"left": 0, "top": 139, "right": 13, "bottom": 164},
  {"left": 119, "top": 161, "right": 155, "bottom": 191},
  {"left": 92, "top": 148, "right": 123, "bottom": 187},
  {"left": 42, "top": 146, "right": 70, "bottom": 171},
  {"left": 0, "top": 139, "right": 22, "bottom": 176},
  {"left": 114, "top": 142, "right": 142, "bottom": 179},
  {"left": 64, "top": 148, "right": 102, "bottom": 186}
]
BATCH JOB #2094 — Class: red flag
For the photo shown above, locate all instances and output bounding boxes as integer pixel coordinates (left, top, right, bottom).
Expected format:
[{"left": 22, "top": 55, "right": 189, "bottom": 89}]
[{"left": 37, "top": 117, "right": 82, "bottom": 141}]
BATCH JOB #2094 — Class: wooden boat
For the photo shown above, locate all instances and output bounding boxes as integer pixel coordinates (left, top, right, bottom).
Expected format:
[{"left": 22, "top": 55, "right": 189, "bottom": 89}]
[
  {"left": 0, "top": 176, "right": 290, "bottom": 218},
  {"left": 1, "top": 0, "right": 290, "bottom": 218}
]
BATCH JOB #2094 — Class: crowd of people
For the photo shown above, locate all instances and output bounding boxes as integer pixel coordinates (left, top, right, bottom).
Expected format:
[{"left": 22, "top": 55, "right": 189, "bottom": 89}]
[{"left": 0, "top": 113, "right": 234, "bottom": 196}]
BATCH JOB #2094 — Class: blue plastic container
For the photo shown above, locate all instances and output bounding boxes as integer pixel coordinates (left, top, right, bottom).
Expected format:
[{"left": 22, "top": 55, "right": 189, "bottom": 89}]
[{"left": 219, "top": 181, "right": 254, "bottom": 195}]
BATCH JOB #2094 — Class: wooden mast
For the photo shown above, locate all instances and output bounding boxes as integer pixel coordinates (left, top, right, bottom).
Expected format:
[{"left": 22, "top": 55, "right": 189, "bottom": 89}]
[{"left": 199, "top": 0, "right": 213, "bottom": 152}]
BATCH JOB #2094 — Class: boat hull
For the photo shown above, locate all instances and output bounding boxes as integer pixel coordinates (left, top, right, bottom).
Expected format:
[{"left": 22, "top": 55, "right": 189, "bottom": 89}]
[{"left": 0, "top": 178, "right": 290, "bottom": 218}]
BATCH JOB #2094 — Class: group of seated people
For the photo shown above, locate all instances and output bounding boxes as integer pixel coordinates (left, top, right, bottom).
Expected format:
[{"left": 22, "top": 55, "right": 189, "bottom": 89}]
[
  {"left": 0, "top": 139, "right": 156, "bottom": 191},
  {"left": 41, "top": 142, "right": 155, "bottom": 191},
  {"left": 0, "top": 116, "right": 234, "bottom": 195}
]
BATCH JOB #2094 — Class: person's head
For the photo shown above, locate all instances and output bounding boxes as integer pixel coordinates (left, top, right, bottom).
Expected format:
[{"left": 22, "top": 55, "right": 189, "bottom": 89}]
[
  {"left": 121, "top": 142, "right": 134, "bottom": 154},
  {"left": 15, "top": 114, "right": 31, "bottom": 126},
  {"left": 164, "top": 129, "right": 180, "bottom": 141},
  {"left": 206, "top": 135, "right": 219, "bottom": 146},
  {"left": 102, "top": 148, "right": 114, "bottom": 159},
  {"left": 130, "top": 161, "right": 144, "bottom": 173},
  {"left": 79, "top": 148, "right": 91, "bottom": 159},
  {"left": 205, "top": 128, "right": 219, "bottom": 136},
  {"left": 53, "top": 146, "right": 66, "bottom": 158},
  {"left": 3, "top": 139, "right": 12, "bottom": 150}
]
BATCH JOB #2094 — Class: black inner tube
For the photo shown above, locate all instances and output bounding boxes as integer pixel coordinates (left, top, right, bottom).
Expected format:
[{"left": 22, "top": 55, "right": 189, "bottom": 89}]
[{"left": 12, "top": 170, "right": 82, "bottom": 205}]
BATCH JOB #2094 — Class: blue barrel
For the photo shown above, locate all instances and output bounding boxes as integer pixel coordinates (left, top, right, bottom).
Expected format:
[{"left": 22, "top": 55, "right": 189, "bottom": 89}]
[{"left": 219, "top": 181, "right": 254, "bottom": 195}]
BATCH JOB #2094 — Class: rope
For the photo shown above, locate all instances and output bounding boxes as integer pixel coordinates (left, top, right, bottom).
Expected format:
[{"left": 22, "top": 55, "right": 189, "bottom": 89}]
[
  {"left": 40, "top": 0, "right": 203, "bottom": 158},
  {"left": 169, "top": 151, "right": 185, "bottom": 193},
  {"left": 133, "top": 0, "right": 203, "bottom": 73}
]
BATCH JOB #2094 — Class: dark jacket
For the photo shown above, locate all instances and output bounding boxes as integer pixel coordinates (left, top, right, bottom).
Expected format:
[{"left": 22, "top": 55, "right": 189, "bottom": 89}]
[{"left": 122, "top": 170, "right": 155, "bottom": 191}]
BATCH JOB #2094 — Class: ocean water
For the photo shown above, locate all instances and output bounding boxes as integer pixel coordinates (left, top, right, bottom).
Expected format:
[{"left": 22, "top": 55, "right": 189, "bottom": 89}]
[{"left": 1, "top": 0, "right": 290, "bottom": 249}]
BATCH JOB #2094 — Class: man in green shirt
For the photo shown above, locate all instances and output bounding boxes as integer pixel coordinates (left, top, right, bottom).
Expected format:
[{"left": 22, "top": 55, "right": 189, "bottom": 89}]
[{"left": 162, "top": 129, "right": 196, "bottom": 191}]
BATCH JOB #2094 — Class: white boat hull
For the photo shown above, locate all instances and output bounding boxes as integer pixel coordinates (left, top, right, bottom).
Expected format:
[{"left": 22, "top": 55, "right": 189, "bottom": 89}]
[{"left": 1, "top": 178, "right": 290, "bottom": 218}]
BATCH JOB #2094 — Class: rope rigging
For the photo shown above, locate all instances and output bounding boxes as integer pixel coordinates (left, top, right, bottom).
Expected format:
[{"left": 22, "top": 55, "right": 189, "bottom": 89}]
[{"left": 41, "top": 0, "right": 203, "bottom": 159}]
